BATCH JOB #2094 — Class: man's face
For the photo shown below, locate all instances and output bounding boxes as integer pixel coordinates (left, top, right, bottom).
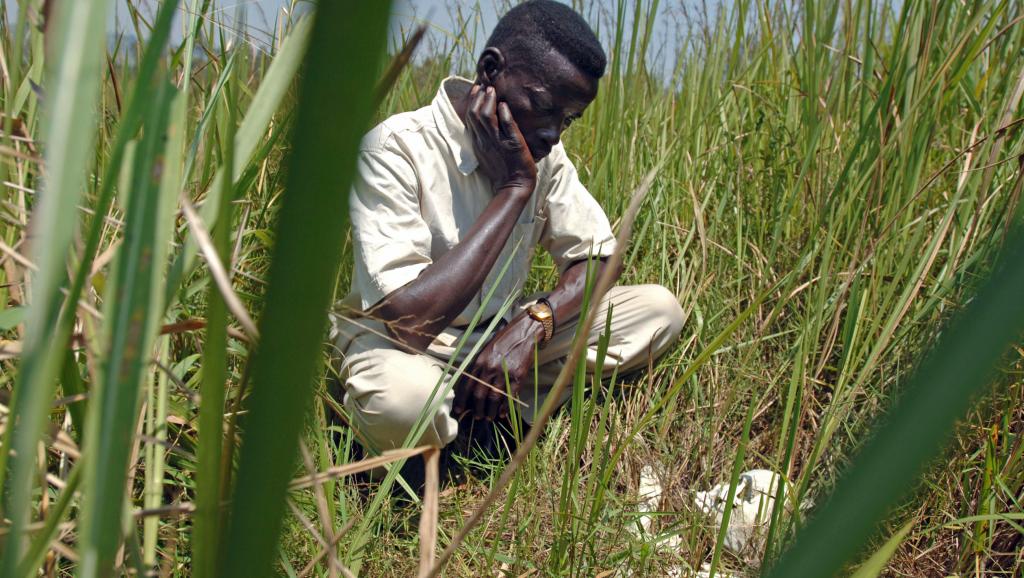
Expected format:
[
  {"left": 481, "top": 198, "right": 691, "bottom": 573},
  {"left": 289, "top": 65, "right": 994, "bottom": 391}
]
[{"left": 490, "top": 50, "right": 598, "bottom": 162}]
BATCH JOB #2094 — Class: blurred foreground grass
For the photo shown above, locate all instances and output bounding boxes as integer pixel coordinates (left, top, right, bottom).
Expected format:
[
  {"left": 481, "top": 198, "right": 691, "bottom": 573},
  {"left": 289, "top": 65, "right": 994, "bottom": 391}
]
[{"left": 0, "top": 0, "right": 1022, "bottom": 576}]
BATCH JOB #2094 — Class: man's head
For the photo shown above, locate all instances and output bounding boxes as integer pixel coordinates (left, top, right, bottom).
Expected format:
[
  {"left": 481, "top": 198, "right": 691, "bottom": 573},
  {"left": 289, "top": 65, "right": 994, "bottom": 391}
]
[{"left": 477, "top": 0, "right": 606, "bottom": 161}]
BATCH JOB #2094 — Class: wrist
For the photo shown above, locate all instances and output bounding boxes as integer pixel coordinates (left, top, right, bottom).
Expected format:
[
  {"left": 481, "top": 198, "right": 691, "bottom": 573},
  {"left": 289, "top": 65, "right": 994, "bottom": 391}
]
[
  {"left": 507, "top": 311, "right": 545, "bottom": 344},
  {"left": 494, "top": 179, "right": 535, "bottom": 199}
]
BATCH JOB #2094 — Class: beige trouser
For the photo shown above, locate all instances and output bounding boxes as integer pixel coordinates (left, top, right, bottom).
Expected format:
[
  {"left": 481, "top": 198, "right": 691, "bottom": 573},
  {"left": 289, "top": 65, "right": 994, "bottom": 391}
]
[{"left": 331, "top": 284, "right": 684, "bottom": 452}]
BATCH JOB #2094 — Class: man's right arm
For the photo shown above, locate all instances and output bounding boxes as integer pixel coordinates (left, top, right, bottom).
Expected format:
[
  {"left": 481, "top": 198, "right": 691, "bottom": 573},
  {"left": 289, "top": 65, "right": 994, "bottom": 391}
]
[
  {"left": 373, "top": 185, "right": 531, "bottom": 350},
  {"left": 371, "top": 85, "right": 536, "bottom": 350}
]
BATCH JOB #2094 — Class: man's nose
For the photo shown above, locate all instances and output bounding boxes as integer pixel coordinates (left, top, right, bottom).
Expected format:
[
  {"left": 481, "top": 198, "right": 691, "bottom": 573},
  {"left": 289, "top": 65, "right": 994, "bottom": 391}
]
[{"left": 538, "top": 126, "right": 560, "bottom": 147}]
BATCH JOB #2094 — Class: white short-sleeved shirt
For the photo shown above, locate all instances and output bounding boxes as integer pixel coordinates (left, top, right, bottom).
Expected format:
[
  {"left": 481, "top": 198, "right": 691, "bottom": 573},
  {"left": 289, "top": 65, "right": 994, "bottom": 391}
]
[{"left": 347, "top": 76, "right": 616, "bottom": 327}]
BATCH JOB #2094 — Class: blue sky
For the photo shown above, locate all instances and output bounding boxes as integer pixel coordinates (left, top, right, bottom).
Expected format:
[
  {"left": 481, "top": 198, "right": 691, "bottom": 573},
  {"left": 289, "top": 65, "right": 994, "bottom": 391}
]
[
  {"left": 3, "top": 1, "right": 691, "bottom": 78},
  {"left": 2, "top": 1, "right": 488, "bottom": 45},
  {"left": 0, "top": 1, "right": 494, "bottom": 55}
]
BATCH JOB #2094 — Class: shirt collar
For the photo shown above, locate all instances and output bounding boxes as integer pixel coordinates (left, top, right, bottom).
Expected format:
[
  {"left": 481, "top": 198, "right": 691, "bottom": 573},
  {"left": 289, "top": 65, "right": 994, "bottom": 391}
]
[{"left": 432, "top": 76, "right": 479, "bottom": 176}]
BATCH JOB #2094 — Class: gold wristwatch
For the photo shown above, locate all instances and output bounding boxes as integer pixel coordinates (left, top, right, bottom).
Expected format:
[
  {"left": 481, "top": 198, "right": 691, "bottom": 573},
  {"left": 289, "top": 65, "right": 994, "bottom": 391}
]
[{"left": 527, "top": 299, "right": 555, "bottom": 346}]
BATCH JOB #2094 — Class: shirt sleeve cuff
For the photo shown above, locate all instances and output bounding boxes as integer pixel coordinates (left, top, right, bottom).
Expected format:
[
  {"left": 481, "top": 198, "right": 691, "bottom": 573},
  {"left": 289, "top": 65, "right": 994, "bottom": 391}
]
[
  {"left": 553, "top": 237, "right": 618, "bottom": 273},
  {"left": 361, "top": 261, "right": 431, "bottom": 311}
]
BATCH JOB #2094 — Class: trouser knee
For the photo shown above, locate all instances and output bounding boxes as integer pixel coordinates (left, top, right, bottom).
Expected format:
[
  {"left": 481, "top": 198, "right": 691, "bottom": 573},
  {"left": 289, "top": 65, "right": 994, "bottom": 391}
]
[
  {"left": 342, "top": 351, "right": 458, "bottom": 451},
  {"left": 642, "top": 284, "right": 685, "bottom": 346}
]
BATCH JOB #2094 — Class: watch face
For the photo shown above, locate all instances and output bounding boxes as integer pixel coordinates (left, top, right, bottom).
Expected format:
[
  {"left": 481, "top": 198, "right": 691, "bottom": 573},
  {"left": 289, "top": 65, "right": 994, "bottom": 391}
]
[{"left": 530, "top": 304, "right": 552, "bottom": 320}]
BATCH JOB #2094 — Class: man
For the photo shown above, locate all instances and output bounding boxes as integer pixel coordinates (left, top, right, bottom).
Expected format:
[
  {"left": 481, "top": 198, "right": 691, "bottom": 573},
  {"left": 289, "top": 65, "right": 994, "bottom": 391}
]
[{"left": 332, "top": 0, "right": 684, "bottom": 454}]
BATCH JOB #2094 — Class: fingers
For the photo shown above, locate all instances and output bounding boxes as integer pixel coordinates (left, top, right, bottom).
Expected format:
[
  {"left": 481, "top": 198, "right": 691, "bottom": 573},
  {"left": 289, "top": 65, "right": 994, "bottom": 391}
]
[
  {"left": 496, "top": 101, "right": 517, "bottom": 138},
  {"left": 472, "top": 382, "right": 488, "bottom": 420},
  {"left": 488, "top": 368, "right": 513, "bottom": 421},
  {"left": 467, "top": 85, "right": 485, "bottom": 131},
  {"left": 486, "top": 391, "right": 501, "bottom": 422},
  {"left": 459, "top": 346, "right": 520, "bottom": 421},
  {"left": 468, "top": 86, "right": 497, "bottom": 135},
  {"left": 498, "top": 380, "right": 520, "bottom": 420},
  {"left": 466, "top": 86, "right": 492, "bottom": 167},
  {"left": 458, "top": 374, "right": 507, "bottom": 422},
  {"left": 482, "top": 86, "right": 498, "bottom": 131},
  {"left": 497, "top": 101, "right": 529, "bottom": 156},
  {"left": 453, "top": 378, "right": 470, "bottom": 417}
]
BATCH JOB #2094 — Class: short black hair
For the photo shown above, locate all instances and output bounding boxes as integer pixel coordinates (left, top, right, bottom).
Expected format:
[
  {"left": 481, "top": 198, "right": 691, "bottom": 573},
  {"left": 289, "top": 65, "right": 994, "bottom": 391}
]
[{"left": 485, "top": 0, "right": 607, "bottom": 80}]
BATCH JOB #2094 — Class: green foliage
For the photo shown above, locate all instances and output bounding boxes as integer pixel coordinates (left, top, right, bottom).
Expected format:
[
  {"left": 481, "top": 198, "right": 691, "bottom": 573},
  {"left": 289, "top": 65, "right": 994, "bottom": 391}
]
[
  {"left": 766, "top": 230, "right": 1024, "bottom": 576},
  {"left": 221, "top": 2, "right": 392, "bottom": 577},
  {"left": 0, "top": 0, "right": 117, "bottom": 572},
  {"left": 0, "top": 0, "right": 1021, "bottom": 576},
  {"left": 79, "top": 73, "right": 181, "bottom": 578}
]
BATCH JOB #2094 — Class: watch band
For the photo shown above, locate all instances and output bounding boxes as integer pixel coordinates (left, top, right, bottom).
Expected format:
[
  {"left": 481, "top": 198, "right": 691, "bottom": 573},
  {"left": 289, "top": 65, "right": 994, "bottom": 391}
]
[
  {"left": 537, "top": 297, "right": 556, "bottom": 335},
  {"left": 529, "top": 298, "right": 555, "bottom": 346}
]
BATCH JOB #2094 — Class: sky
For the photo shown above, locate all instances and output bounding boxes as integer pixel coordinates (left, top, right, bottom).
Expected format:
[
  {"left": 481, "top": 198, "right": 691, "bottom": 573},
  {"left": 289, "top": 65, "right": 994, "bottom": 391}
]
[
  {"left": 3, "top": 1, "right": 693, "bottom": 78},
  {"left": 1, "top": 1, "right": 499, "bottom": 48}
]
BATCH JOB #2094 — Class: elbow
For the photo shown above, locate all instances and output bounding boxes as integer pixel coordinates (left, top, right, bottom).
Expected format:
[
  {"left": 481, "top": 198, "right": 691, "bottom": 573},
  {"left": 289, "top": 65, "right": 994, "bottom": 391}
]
[{"left": 372, "top": 295, "right": 435, "bottom": 351}]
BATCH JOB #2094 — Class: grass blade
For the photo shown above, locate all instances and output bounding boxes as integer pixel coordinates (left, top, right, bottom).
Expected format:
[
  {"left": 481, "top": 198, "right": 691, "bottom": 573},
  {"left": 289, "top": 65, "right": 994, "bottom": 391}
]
[
  {"left": 848, "top": 519, "right": 915, "bottom": 578},
  {"left": 14, "top": 464, "right": 82, "bottom": 577},
  {"left": 764, "top": 230, "right": 1024, "bottom": 577},
  {"left": 707, "top": 398, "right": 756, "bottom": 578},
  {"left": 220, "top": 4, "right": 392, "bottom": 577},
  {"left": 78, "top": 79, "right": 182, "bottom": 578},
  {"left": 0, "top": 0, "right": 116, "bottom": 570},
  {"left": 417, "top": 448, "right": 440, "bottom": 578},
  {"left": 165, "top": 16, "right": 313, "bottom": 304},
  {"left": 192, "top": 59, "right": 240, "bottom": 578},
  {"left": 142, "top": 336, "right": 171, "bottom": 566}
]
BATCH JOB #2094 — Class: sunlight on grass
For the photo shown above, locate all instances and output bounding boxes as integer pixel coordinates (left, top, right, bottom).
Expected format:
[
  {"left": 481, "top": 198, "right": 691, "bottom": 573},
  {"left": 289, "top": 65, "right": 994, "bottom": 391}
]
[{"left": 0, "top": 0, "right": 1022, "bottom": 576}]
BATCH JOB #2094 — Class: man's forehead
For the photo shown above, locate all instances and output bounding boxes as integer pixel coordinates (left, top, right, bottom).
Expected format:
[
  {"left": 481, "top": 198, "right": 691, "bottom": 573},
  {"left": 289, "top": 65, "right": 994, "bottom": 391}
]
[{"left": 511, "top": 47, "right": 598, "bottom": 102}]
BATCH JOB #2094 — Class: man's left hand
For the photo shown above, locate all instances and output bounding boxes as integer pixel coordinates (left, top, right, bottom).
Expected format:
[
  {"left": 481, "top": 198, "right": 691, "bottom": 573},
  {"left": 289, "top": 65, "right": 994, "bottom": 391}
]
[{"left": 454, "top": 313, "right": 545, "bottom": 421}]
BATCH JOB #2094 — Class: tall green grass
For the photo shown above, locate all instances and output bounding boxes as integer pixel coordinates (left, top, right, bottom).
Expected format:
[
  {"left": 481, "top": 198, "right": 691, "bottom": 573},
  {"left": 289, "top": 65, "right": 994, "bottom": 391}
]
[
  {"left": 0, "top": 0, "right": 1022, "bottom": 576},
  {"left": 1, "top": 0, "right": 117, "bottom": 573}
]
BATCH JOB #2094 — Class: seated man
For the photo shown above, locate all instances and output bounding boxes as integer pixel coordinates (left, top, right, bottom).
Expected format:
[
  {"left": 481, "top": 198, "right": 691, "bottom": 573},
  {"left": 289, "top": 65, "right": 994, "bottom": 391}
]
[{"left": 331, "top": 0, "right": 684, "bottom": 453}]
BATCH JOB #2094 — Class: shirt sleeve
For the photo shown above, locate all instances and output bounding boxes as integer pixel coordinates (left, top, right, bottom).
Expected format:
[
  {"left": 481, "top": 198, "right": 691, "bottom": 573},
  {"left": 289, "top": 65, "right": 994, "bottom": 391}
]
[
  {"left": 349, "top": 137, "right": 432, "bottom": 310},
  {"left": 539, "top": 144, "right": 617, "bottom": 272}
]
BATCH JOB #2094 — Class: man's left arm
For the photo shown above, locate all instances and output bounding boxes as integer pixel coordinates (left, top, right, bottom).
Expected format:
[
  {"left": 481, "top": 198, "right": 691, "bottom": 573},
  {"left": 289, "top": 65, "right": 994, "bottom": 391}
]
[
  {"left": 453, "top": 257, "right": 621, "bottom": 421},
  {"left": 543, "top": 256, "right": 623, "bottom": 328}
]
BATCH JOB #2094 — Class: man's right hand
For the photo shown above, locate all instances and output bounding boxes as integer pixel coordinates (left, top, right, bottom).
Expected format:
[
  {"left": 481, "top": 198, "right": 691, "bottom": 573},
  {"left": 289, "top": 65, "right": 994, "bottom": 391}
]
[{"left": 466, "top": 84, "right": 537, "bottom": 194}]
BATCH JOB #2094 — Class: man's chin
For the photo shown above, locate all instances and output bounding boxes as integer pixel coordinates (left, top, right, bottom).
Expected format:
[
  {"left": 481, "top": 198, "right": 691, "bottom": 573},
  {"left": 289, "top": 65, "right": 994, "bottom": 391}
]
[{"left": 531, "top": 148, "right": 552, "bottom": 162}]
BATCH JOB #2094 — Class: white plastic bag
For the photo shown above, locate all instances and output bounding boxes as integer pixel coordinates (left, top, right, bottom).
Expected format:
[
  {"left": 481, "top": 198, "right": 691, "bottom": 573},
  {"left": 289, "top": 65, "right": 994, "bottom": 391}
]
[{"left": 694, "top": 469, "right": 811, "bottom": 557}]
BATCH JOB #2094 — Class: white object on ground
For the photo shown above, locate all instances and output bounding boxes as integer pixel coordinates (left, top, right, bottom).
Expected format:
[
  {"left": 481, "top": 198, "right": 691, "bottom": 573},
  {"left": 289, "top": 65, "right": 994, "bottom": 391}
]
[
  {"left": 637, "top": 465, "right": 663, "bottom": 536},
  {"left": 632, "top": 467, "right": 809, "bottom": 576},
  {"left": 637, "top": 466, "right": 684, "bottom": 549},
  {"left": 634, "top": 467, "right": 738, "bottom": 578},
  {"left": 693, "top": 469, "right": 811, "bottom": 558}
]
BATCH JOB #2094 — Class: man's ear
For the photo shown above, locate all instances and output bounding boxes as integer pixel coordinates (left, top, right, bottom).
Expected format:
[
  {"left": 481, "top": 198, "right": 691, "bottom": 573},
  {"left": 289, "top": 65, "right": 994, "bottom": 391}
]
[{"left": 476, "top": 47, "right": 506, "bottom": 86}]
